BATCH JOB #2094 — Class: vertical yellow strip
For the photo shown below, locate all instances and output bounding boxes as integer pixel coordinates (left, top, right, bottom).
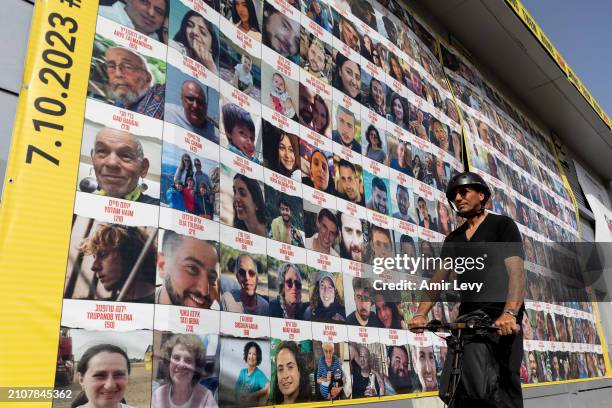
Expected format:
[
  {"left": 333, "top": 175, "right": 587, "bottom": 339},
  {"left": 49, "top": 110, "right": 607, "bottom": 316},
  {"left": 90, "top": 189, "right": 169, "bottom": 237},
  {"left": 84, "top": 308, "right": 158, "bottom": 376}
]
[
  {"left": 547, "top": 135, "right": 581, "bottom": 239},
  {"left": 0, "top": 0, "right": 99, "bottom": 395},
  {"left": 435, "top": 35, "right": 470, "bottom": 171}
]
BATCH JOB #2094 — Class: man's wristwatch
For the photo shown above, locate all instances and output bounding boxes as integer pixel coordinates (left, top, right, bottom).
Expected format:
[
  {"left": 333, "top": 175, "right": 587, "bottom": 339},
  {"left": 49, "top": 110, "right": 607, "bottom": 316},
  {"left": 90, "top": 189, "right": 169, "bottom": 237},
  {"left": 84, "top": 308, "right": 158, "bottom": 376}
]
[{"left": 504, "top": 309, "right": 518, "bottom": 318}]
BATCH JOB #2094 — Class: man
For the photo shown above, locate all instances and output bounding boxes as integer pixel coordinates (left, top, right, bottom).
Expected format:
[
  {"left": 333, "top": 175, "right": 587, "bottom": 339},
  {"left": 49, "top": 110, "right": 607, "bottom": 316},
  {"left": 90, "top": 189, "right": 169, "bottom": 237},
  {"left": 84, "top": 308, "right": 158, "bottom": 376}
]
[
  {"left": 346, "top": 277, "right": 382, "bottom": 327},
  {"left": 221, "top": 253, "right": 269, "bottom": 315},
  {"left": 370, "top": 224, "right": 394, "bottom": 260},
  {"left": 351, "top": 344, "right": 383, "bottom": 397},
  {"left": 337, "top": 212, "right": 364, "bottom": 262},
  {"left": 336, "top": 16, "right": 360, "bottom": 52},
  {"left": 393, "top": 185, "right": 415, "bottom": 223},
  {"left": 336, "top": 159, "right": 364, "bottom": 205},
  {"left": 384, "top": 345, "right": 416, "bottom": 394},
  {"left": 77, "top": 224, "right": 157, "bottom": 303},
  {"left": 409, "top": 172, "right": 526, "bottom": 407},
  {"left": 413, "top": 345, "right": 437, "bottom": 392},
  {"left": 262, "top": 2, "right": 300, "bottom": 63},
  {"left": 90, "top": 127, "right": 159, "bottom": 204},
  {"left": 317, "top": 342, "right": 344, "bottom": 400},
  {"left": 367, "top": 177, "right": 388, "bottom": 215},
  {"left": 156, "top": 230, "right": 219, "bottom": 309},
  {"left": 298, "top": 83, "right": 315, "bottom": 128},
  {"left": 165, "top": 80, "right": 218, "bottom": 143},
  {"left": 305, "top": 209, "right": 339, "bottom": 256},
  {"left": 104, "top": 46, "right": 165, "bottom": 119},
  {"left": 332, "top": 106, "right": 361, "bottom": 153},
  {"left": 269, "top": 197, "right": 305, "bottom": 247},
  {"left": 193, "top": 158, "right": 213, "bottom": 203},
  {"left": 398, "top": 235, "right": 417, "bottom": 259},
  {"left": 99, "top": 0, "right": 167, "bottom": 40},
  {"left": 416, "top": 196, "right": 436, "bottom": 231}
]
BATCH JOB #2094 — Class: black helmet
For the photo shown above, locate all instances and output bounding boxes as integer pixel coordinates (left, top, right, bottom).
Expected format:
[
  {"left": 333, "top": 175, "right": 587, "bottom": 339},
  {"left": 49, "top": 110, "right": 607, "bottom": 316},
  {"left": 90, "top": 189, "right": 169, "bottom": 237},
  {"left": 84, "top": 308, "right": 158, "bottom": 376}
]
[{"left": 445, "top": 171, "right": 491, "bottom": 206}]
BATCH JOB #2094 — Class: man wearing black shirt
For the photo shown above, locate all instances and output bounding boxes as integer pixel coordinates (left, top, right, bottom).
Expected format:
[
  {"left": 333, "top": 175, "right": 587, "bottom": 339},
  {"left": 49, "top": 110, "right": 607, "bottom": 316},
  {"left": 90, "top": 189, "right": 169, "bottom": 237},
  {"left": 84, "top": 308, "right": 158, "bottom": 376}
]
[
  {"left": 346, "top": 277, "right": 383, "bottom": 327},
  {"left": 409, "top": 172, "right": 525, "bottom": 408}
]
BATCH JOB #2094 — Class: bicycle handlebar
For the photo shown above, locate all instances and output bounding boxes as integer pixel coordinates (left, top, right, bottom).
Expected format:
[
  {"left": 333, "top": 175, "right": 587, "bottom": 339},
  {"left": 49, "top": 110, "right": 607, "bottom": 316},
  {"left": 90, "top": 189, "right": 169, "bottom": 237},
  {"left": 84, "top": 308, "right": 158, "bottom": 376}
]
[{"left": 409, "top": 319, "right": 500, "bottom": 333}]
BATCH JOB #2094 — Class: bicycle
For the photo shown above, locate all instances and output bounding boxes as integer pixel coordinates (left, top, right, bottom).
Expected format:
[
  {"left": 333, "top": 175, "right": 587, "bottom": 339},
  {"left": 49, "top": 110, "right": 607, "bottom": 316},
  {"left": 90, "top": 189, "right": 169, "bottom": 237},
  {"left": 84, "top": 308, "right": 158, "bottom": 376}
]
[{"left": 410, "top": 311, "right": 502, "bottom": 408}]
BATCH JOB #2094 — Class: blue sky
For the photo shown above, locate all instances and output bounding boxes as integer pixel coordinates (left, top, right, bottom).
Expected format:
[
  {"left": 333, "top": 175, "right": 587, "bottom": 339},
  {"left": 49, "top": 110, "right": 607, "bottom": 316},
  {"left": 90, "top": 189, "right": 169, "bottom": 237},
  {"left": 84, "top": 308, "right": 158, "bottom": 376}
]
[{"left": 521, "top": 0, "right": 612, "bottom": 116}]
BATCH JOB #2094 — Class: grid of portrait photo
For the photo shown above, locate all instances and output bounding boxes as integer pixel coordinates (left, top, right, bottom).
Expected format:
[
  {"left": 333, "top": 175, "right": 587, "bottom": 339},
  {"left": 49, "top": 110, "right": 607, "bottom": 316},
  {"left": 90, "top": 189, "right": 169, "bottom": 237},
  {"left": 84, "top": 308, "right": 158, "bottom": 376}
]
[{"left": 53, "top": 0, "right": 607, "bottom": 407}]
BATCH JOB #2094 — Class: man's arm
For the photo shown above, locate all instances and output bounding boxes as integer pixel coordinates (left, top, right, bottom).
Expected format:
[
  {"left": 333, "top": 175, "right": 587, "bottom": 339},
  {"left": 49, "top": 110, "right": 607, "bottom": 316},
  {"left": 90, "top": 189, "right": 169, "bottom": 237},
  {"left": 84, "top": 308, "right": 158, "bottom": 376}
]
[
  {"left": 504, "top": 255, "right": 525, "bottom": 313},
  {"left": 409, "top": 265, "right": 450, "bottom": 331},
  {"left": 495, "top": 255, "right": 525, "bottom": 335}
]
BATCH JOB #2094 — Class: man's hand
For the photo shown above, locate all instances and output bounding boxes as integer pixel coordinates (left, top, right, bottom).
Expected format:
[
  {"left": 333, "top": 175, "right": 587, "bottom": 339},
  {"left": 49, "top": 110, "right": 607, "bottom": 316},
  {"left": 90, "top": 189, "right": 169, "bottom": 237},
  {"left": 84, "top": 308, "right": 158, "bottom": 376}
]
[
  {"left": 495, "top": 313, "right": 518, "bottom": 336},
  {"left": 408, "top": 315, "right": 428, "bottom": 333}
]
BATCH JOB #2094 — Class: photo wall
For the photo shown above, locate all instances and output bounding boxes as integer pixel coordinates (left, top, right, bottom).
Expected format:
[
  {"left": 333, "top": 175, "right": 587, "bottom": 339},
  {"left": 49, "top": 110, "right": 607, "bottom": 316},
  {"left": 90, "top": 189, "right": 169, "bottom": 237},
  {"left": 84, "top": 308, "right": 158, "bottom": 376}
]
[
  {"left": 52, "top": 0, "right": 608, "bottom": 406},
  {"left": 437, "top": 39, "right": 606, "bottom": 384}
]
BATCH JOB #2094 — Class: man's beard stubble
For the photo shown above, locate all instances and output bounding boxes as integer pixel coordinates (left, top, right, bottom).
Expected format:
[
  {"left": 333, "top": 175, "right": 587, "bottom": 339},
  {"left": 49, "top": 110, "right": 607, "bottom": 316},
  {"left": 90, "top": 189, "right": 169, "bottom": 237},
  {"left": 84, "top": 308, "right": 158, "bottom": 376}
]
[{"left": 164, "top": 276, "right": 212, "bottom": 309}]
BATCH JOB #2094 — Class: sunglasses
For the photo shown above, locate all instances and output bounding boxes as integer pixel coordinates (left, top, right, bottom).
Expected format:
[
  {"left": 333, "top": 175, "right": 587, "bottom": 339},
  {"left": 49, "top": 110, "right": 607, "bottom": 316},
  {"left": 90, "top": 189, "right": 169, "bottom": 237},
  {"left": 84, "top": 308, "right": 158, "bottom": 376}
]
[
  {"left": 454, "top": 187, "right": 475, "bottom": 198},
  {"left": 238, "top": 268, "right": 257, "bottom": 278},
  {"left": 284, "top": 279, "right": 302, "bottom": 290}
]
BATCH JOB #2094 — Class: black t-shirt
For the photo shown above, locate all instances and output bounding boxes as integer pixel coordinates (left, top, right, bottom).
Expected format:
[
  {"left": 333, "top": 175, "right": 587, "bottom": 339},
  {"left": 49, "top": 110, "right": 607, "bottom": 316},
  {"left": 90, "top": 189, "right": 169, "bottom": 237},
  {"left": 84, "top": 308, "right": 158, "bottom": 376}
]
[
  {"left": 346, "top": 311, "right": 383, "bottom": 327},
  {"left": 441, "top": 213, "right": 524, "bottom": 319}
]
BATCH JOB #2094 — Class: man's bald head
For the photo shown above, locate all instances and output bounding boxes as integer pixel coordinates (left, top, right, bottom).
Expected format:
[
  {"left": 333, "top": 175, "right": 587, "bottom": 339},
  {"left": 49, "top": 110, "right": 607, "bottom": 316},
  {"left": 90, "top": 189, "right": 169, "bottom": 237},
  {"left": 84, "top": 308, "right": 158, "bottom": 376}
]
[
  {"left": 91, "top": 127, "right": 149, "bottom": 198},
  {"left": 181, "top": 80, "right": 208, "bottom": 128}
]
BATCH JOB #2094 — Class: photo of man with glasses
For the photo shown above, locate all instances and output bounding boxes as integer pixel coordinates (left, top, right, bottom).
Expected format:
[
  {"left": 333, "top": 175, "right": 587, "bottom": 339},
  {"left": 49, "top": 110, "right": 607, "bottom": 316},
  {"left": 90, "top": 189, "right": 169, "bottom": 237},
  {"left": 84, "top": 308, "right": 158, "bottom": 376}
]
[{"left": 221, "top": 252, "right": 269, "bottom": 315}]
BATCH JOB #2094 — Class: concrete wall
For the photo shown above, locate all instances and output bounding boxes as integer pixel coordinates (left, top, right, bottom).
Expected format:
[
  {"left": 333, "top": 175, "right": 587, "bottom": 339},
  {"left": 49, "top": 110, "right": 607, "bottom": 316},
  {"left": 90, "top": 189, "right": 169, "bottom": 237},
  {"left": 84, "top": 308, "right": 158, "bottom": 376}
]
[
  {"left": 0, "top": 0, "right": 610, "bottom": 406},
  {"left": 0, "top": 0, "right": 33, "bottom": 202}
]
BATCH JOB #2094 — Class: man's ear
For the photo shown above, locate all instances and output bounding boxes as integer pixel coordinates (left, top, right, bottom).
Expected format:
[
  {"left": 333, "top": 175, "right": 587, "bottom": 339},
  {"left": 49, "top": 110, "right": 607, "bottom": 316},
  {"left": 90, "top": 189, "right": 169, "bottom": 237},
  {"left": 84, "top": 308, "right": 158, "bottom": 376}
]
[
  {"left": 140, "top": 158, "right": 150, "bottom": 178},
  {"left": 157, "top": 252, "right": 166, "bottom": 279}
]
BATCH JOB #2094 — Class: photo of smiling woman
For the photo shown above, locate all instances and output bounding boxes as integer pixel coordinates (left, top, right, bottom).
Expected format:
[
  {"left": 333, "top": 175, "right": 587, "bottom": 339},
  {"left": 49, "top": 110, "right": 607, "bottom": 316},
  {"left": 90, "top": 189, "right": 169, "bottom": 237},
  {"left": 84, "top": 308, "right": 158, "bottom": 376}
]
[
  {"left": 70, "top": 344, "right": 134, "bottom": 408},
  {"left": 169, "top": 8, "right": 219, "bottom": 74},
  {"left": 333, "top": 52, "right": 362, "bottom": 102},
  {"left": 70, "top": 344, "right": 131, "bottom": 408},
  {"left": 152, "top": 334, "right": 218, "bottom": 408},
  {"left": 231, "top": 173, "right": 266, "bottom": 236},
  {"left": 387, "top": 93, "right": 410, "bottom": 131},
  {"left": 304, "top": 272, "right": 346, "bottom": 323},
  {"left": 262, "top": 121, "right": 300, "bottom": 180},
  {"left": 235, "top": 341, "right": 270, "bottom": 404},
  {"left": 269, "top": 263, "right": 308, "bottom": 320},
  {"left": 271, "top": 341, "right": 313, "bottom": 404}
]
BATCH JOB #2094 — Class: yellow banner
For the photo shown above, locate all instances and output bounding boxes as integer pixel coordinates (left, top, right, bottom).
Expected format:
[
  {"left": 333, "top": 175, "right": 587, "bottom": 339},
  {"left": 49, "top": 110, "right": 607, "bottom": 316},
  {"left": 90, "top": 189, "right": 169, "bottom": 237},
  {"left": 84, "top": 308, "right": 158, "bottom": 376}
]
[
  {"left": 0, "top": 0, "right": 98, "bottom": 395},
  {"left": 506, "top": 0, "right": 609, "bottom": 127}
]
